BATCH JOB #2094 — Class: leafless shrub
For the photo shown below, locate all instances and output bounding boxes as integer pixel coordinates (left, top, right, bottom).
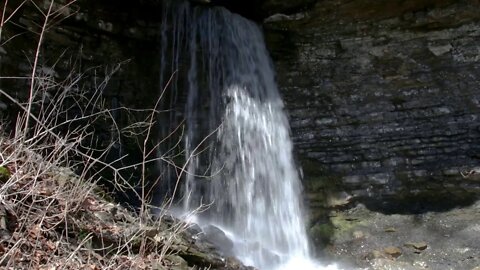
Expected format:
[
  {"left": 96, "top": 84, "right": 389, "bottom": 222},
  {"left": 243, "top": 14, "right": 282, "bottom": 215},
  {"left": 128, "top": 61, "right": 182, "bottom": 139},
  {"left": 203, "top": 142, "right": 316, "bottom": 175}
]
[{"left": 0, "top": 1, "right": 206, "bottom": 269}]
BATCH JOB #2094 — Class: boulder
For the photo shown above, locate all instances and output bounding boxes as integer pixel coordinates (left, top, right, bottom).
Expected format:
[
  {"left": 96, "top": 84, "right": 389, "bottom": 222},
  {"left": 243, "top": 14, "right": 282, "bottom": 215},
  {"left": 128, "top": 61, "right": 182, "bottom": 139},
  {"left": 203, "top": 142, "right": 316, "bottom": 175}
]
[{"left": 199, "top": 225, "right": 235, "bottom": 256}]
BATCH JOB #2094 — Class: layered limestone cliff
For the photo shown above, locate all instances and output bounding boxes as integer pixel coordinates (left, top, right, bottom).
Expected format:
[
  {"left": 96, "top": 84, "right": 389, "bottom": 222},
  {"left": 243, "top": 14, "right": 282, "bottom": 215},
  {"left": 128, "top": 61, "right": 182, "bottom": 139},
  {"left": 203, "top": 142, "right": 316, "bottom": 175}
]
[{"left": 264, "top": 0, "right": 480, "bottom": 214}]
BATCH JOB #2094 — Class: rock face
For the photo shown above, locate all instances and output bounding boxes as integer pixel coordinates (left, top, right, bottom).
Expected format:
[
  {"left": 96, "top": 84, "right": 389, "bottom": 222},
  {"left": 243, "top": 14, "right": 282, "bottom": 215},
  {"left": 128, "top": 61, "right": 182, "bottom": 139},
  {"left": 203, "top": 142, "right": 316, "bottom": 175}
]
[
  {"left": 0, "top": 0, "right": 162, "bottom": 108},
  {"left": 264, "top": 0, "right": 480, "bottom": 214}
]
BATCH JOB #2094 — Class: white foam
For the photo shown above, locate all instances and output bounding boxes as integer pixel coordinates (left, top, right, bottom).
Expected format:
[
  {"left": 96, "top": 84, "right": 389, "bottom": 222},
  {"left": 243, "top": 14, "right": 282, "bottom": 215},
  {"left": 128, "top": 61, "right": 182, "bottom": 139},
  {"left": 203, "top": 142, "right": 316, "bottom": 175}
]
[{"left": 276, "top": 257, "right": 341, "bottom": 270}]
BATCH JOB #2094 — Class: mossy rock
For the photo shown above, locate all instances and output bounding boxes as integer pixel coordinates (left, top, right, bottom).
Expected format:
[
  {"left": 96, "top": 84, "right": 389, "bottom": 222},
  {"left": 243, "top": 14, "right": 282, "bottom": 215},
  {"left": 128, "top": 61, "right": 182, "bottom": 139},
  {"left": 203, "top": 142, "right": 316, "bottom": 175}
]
[
  {"left": 164, "top": 255, "right": 189, "bottom": 270},
  {"left": 329, "top": 211, "right": 370, "bottom": 243},
  {"left": 300, "top": 158, "right": 329, "bottom": 175},
  {"left": 310, "top": 223, "right": 334, "bottom": 243},
  {"left": 0, "top": 166, "right": 11, "bottom": 183}
]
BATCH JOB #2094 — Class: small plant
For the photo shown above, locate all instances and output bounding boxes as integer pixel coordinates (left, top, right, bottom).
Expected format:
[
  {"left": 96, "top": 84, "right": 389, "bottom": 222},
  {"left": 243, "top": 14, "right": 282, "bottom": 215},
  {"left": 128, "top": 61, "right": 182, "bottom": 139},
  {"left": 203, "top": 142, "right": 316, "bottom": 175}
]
[
  {"left": 77, "top": 229, "right": 91, "bottom": 242},
  {"left": 0, "top": 166, "right": 10, "bottom": 182}
]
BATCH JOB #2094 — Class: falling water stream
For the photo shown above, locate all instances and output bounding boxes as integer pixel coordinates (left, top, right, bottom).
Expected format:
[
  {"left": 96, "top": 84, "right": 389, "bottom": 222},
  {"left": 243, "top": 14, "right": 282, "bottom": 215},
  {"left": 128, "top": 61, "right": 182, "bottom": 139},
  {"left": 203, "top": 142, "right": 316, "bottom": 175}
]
[{"left": 160, "top": 1, "right": 338, "bottom": 270}]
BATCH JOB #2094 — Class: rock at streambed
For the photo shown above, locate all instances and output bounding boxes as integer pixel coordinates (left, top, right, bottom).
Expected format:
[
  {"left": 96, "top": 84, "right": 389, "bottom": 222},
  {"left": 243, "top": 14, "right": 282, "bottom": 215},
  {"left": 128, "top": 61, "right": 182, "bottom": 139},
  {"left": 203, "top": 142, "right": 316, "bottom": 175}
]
[
  {"left": 161, "top": 219, "right": 254, "bottom": 270},
  {"left": 404, "top": 242, "right": 428, "bottom": 251},
  {"left": 50, "top": 169, "right": 252, "bottom": 269},
  {"left": 321, "top": 202, "right": 480, "bottom": 270},
  {"left": 383, "top": 246, "right": 402, "bottom": 258}
]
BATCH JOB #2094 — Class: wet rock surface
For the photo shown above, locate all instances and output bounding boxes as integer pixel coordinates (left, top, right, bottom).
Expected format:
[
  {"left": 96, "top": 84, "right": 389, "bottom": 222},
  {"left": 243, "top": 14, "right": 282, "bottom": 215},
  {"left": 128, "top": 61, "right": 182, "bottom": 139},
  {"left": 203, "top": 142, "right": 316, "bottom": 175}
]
[
  {"left": 199, "top": 225, "right": 235, "bottom": 257},
  {"left": 264, "top": 0, "right": 480, "bottom": 215},
  {"left": 315, "top": 201, "right": 480, "bottom": 270}
]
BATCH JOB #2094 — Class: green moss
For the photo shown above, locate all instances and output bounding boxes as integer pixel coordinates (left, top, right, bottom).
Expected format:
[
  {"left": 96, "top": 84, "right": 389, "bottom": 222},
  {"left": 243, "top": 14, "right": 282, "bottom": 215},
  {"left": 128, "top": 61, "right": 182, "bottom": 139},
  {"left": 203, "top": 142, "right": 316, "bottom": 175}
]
[
  {"left": 301, "top": 158, "right": 328, "bottom": 174},
  {"left": 331, "top": 215, "right": 357, "bottom": 232},
  {"left": 310, "top": 223, "right": 335, "bottom": 243},
  {"left": 78, "top": 229, "right": 90, "bottom": 241},
  {"left": 329, "top": 212, "right": 369, "bottom": 242},
  {"left": 301, "top": 159, "right": 339, "bottom": 191},
  {"left": 305, "top": 176, "right": 329, "bottom": 191},
  {"left": 0, "top": 166, "right": 11, "bottom": 183}
]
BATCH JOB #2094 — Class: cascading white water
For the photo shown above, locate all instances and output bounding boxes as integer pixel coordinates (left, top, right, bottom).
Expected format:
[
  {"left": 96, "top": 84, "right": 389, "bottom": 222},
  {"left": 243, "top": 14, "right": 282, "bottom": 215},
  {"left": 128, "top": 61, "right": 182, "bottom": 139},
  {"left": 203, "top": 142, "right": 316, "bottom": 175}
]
[
  {"left": 208, "top": 85, "right": 309, "bottom": 268},
  {"left": 160, "top": 1, "right": 338, "bottom": 270}
]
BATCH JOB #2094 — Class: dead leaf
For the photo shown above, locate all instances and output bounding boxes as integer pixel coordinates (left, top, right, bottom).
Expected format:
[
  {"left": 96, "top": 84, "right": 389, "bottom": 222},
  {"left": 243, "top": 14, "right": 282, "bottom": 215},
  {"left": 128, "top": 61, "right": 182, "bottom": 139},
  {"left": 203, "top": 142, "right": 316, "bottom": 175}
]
[
  {"left": 81, "top": 197, "right": 100, "bottom": 211},
  {"left": 46, "top": 240, "right": 56, "bottom": 250},
  {"left": 28, "top": 224, "right": 41, "bottom": 238}
]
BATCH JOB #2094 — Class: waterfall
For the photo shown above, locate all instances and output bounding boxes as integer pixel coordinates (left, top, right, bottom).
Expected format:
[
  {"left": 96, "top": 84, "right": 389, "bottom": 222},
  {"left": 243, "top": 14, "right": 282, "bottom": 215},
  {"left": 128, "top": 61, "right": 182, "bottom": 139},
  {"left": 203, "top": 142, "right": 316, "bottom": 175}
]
[{"left": 159, "top": 2, "right": 337, "bottom": 270}]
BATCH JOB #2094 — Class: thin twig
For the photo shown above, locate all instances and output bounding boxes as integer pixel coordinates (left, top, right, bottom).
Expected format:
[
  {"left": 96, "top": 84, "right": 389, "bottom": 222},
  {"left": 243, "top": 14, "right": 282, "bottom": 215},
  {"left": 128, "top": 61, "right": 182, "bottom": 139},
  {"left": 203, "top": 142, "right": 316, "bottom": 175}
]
[{"left": 24, "top": 0, "right": 55, "bottom": 140}]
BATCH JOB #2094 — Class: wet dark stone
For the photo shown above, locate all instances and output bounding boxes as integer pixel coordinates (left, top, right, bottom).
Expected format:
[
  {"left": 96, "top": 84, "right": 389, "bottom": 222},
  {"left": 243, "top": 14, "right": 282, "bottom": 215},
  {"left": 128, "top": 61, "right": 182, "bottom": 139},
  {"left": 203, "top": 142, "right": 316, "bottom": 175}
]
[
  {"left": 200, "top": 225, "right": 235, "bottom": 256},
  {"left": 264, "top": 0, "right": 480, "bottom": 216}
]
